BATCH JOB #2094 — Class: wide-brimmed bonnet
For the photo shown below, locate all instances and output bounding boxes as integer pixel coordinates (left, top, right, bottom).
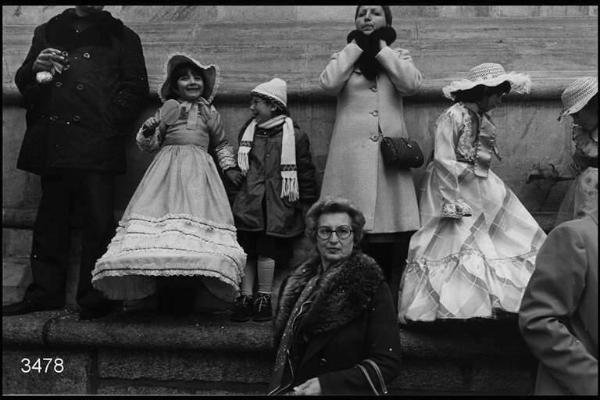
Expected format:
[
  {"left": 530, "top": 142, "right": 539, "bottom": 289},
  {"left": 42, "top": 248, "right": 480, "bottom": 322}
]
[
  {"left": 159, "top": 53, "right": 220, "bottom": 103},
  {"left": 442, "top": 63, "right": 532, "bottom": 100},
  {"left": 558, "top": 76, "right": 598, "bottom": 120}
]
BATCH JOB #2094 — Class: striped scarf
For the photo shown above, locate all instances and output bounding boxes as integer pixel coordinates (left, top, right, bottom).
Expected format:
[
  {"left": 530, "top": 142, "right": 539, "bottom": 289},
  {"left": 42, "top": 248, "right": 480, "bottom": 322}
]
[{"left": 237, "top": 115, "right": 299, "bottom": 202}]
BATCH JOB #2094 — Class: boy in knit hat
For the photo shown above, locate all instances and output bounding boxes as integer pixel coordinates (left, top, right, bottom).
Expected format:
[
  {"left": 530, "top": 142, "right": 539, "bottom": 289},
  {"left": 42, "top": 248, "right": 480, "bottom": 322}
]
[{"left": 231, "top": 78, "right": 317, "bottom": 322}]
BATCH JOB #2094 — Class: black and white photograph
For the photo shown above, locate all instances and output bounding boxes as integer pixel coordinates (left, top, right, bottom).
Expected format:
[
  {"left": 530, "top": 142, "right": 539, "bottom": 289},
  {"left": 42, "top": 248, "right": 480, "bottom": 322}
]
[{"left": 2, "top": 4, "right": 597, "bottom": 396}]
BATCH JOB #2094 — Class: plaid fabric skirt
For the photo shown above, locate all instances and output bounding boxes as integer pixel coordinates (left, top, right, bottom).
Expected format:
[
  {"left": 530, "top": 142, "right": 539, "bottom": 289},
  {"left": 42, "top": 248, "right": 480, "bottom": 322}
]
[{"left": 399, "top": 162, "right": 546, "bottom": 322}]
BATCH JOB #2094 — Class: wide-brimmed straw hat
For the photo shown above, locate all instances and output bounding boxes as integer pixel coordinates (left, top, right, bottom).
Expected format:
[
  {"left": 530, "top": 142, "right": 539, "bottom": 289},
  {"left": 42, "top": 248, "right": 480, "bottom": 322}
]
[
  {"left": 558, "top": 76, "right": 598, "bottom": 120},
  {"left": 159, "top": 53, "right": 220, "bottom": 103},
  {"left": 442, "top": 63, "right": 532, "bottom": 100}
]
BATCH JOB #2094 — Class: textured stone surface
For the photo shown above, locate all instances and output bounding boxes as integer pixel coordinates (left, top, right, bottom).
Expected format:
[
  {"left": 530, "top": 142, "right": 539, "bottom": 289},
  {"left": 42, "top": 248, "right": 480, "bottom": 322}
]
[
  {"left": 97, "top": 381, "right": 267, "bottom": 395},
  {"left": 98, "top": 348, "right": 273, "bottom": 383},
  {"left": 392, "top": 358, "right": 468, "bottom": 392},
  {"left": 2, "top": 310, "right": 71, "bottom": 346},
  {"left": 2, "top": 310, "right": 538, "bottom": 395},
  {"left": 2, "top": 256, "right": 31, "bottom": 305},
  {"left": 44, "top": 311, "right": 273, "bottom": 352},
  {"left": 2, "top": 349, "right": 92, "bottom": 394}
]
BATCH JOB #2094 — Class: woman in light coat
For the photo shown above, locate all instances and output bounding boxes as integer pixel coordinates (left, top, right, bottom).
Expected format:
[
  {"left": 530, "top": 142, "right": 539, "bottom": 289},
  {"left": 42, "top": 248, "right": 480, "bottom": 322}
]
[{"left": 318, "top": 5, "right": 422, "bottom": 309}]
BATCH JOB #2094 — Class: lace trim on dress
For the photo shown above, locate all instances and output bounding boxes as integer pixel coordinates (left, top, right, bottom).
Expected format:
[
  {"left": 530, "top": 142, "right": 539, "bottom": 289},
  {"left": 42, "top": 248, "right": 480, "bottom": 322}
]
[{"left": 122, "top": 213, "right": 238, "bottom": 234}]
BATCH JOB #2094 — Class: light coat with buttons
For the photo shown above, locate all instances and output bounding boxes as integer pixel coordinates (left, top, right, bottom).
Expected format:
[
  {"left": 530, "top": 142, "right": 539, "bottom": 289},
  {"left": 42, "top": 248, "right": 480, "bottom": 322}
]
[
  {"left": 15, "top": 8, "right": 149, "bottom": 175},
  {"left": 319, "top": 42, "right": 422, "bottom": 233}
]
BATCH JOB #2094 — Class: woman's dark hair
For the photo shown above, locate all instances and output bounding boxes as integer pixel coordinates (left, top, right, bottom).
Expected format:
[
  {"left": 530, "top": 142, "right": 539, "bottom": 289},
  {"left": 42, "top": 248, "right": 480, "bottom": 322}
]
[
  {"left": 251, "top": 92, "right": 289, "bottom": 116},
  {"left": 305, "top": 196, "right": 366, "bottom": 246},
  {"left": 355, "top": 5, "right": 392, "bottom": 26},
  {"left": 168, "top": 63, "right": 206, "bottom": 99},
  {"left": 452, "top": 81, "right": 511, "bottom": 103}
]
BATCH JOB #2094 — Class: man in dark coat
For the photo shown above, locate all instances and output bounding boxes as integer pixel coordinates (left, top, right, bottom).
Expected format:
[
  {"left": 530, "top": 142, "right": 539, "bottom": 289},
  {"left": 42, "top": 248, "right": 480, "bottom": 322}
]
[{"left": 3, "top": 6, "right": 149, "bottom": 319}]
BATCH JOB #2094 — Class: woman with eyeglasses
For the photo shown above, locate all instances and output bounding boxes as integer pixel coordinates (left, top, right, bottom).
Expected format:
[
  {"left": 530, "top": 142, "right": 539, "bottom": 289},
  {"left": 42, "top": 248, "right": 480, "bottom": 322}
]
[{"left": 268, "top": 196, "right": 400, "bottom": 396}]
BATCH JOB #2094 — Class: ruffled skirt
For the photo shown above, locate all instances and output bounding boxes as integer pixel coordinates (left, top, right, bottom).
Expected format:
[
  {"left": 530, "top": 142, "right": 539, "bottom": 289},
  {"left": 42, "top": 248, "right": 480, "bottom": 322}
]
[
  {"left": 92, "top": 145, "right": 246, "bottom": 302},
  {"left": 399, "top": 162, "right": 546, "bottom": 322}
]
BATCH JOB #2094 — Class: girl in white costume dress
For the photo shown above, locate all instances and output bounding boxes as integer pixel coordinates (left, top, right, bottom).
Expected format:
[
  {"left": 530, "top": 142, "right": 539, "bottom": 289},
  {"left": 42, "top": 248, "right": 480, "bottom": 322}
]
[
  {"left": 399, "top": 63, "right": 546, "bottom": 322},
  {"left": 91, "top": 54, "right": 246, "bottom": 306}
]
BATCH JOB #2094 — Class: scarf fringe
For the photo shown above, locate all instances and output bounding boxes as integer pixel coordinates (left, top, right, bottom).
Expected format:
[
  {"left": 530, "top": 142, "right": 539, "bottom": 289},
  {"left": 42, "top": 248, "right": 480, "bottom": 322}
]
[{"left": 237, "top": 116, "right": 299, "bottom": 201}]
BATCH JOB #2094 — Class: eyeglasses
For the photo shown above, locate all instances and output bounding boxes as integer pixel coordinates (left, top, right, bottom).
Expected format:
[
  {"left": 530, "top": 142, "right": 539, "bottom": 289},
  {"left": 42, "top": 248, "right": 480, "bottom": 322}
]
[{"left": 316, "top": 225, "right": 353, "bottom": 240}]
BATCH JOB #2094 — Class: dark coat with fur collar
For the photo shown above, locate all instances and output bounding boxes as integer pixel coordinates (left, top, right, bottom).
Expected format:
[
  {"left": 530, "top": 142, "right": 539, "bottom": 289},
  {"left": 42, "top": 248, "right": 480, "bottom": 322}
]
[
  {"left": 269, "top": 251, "right": 401, "bottom": 395},
  {"left": 15, "top": 8, "right": 149, "bottom": 175}
]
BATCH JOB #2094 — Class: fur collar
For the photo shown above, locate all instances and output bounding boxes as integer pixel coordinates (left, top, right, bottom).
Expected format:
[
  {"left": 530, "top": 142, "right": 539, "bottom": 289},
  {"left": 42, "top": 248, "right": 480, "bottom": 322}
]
[
  {"left": 45, "top": 8, "right": 124, "bottom": 50},
  {"left": 274, "top": 251, "right": 384, "bottom": 343}
]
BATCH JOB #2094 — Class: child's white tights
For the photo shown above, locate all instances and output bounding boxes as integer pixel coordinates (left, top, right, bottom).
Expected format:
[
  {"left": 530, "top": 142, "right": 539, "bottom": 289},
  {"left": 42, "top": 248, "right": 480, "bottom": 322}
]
[{"left": 241, "top": 256, "right": 275, "bottom": 296}]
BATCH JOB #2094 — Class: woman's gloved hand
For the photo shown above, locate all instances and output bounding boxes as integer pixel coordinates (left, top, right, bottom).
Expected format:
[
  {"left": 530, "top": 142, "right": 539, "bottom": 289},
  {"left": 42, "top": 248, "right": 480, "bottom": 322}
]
[
  {"left": 371, "top": 26, "right": 397, "bottom": 46},
  {"left": 346, "top": 29, "right": 370, "bottom": 51}
]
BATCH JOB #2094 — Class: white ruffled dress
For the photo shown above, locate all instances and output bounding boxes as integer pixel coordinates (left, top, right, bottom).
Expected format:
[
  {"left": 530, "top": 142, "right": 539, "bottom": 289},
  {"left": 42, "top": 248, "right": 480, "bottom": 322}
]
[
  {"left": 91, "top": 100, "right": 246, "bottom": 303},
  {"left": 399, "top": 103, "right": 546, "bottom": 322}
]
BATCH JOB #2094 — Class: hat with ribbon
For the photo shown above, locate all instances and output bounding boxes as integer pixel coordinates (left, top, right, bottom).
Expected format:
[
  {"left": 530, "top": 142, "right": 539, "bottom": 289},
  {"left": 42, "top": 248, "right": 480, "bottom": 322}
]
[
  {"left": 558, "top": 76, "right": 598, "bottom": 120},
  {"left": 159, "top": 53, "right": 220, "bottom": 103},
  {"left": 251, "top": 78, "right": 287, "bottom": 111},
  {"left": 442, "top": 63, "right": 532, "bottom": 100}
]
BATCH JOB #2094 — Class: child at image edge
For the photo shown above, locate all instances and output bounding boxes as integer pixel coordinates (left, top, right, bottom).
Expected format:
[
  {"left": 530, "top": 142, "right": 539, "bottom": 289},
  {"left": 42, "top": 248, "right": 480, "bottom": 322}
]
[
  {"left": 91, "top": 53, "right": 246, "bottom": 311},
  {"left": 231, "top": 78, "right": 317, "bottom": 322}
]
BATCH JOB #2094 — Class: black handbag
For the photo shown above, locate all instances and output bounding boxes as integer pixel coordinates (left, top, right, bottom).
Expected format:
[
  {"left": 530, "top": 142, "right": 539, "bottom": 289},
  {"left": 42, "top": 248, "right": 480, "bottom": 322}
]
[{"left": 380, "top": 136, "right": 424, "bottom": 169}]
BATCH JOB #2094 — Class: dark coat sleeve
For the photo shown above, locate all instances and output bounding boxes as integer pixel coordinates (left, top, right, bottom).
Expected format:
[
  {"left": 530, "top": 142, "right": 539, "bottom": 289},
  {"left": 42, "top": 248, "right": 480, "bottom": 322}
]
[
  {"left": 294, "top": 126, "right": 318, "bottom": 203},
  {"left": 518, "top": 223, "right": 598, "bottom": 395},
  {"left": 318, "top": 282, "right": 401, "bottom": 395},
  {"left": 105, "top": 27, "right": 149, "bottom": 128},
  {"left": 14, "top": 25, "right": 47, "bottom": 105}
]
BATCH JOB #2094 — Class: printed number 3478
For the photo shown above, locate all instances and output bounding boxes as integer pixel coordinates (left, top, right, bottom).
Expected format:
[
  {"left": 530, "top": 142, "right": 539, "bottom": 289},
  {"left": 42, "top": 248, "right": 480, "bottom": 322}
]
[{"left": 20, "top": 358, "right": 64, "bottom": 374}]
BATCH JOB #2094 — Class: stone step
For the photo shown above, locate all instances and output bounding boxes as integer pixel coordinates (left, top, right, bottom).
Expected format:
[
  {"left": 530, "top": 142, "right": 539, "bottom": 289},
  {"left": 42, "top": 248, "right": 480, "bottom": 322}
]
[{"left": 2, "top": 311, "right": 537, "bottom": 395}]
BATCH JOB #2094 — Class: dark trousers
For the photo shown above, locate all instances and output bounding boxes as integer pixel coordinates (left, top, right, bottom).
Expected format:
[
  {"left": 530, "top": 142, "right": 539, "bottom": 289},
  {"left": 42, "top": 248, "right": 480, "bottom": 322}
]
[
  {"left": 361, "top": 231, "right": 414, "bottom": 312},
  {"left": 26, "top": 171, "right": 116, "bottom": 309}
]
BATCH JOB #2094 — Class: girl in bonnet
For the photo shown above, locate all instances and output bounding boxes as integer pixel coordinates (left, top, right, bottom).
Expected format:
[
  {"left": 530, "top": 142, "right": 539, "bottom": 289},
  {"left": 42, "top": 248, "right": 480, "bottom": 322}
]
[
  {"left": 91, "top": 54, "right": 246, "bottom": 312},
  {"left": 230, "top": 78, "right": 317, "bottom": 322},
  {"left": 399, "top": 63, "right": 546, "bottom": 322}
]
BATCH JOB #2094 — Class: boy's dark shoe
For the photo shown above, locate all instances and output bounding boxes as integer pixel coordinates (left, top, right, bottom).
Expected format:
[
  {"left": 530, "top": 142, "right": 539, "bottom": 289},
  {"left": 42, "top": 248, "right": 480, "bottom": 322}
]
[
  {"left": 78, "top": 300, "right": 120, "bottom": 320},
  {"left": 2, "top": 295, "right": 64, "bottom": 316},
  {"left": 252, "top": 293, "right": 272, "bottom": 322},
  {"left": 230, "top": 295, "right": 253, "bottom": 322}
]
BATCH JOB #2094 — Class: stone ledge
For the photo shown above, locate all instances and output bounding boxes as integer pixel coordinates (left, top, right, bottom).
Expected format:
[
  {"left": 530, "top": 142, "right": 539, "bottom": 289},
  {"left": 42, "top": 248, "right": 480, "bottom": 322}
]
[
  {"left": 2, "top": 310, "right": 533, "bottom": 361},
  {"left": 1, "top": 77, "right": 581, "bottom": 107}
]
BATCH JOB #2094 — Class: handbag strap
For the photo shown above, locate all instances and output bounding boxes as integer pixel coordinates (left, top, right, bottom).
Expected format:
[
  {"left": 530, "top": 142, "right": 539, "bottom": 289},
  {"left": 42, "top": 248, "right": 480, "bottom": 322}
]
[
  {"left": 357, "top": 364, "right": 380, "bottom": 395},
  {"left": 363, "top": 359, "right": 388, "bottom": 395}
]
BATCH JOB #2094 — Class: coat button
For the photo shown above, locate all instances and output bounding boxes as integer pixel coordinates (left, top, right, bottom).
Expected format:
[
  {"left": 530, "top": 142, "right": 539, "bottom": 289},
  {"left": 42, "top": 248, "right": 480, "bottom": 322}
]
[
  {"left": 72, "top": 115, "right": 81, "bottom": 122},
  {"left": 370, "top": 110, "right": 379, "bottom": 117},
  {"left": 49, "top": 115, "right": 58, "bottom": 122},
  {"left": 369, "top": 134, "right": 380, "bottom": 142},
  {"left": 55, "top": 81, "right": 63, "bottom": 87},
  {"left": 319, "top": 358, "right": 327, "bottom": 365},
  {"left": 370, "top": 86, "right": 377, "bottom": 92},
  {"left": 76, "top": 83, "right": 84, "bottom": 91},
  {"left": 83, "top": 52, "right": 91, "bottom": 59}
]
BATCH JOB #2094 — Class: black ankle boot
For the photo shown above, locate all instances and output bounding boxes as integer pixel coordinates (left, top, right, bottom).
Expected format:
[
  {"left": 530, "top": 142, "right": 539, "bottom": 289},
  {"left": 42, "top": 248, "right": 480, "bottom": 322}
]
[
  {"left": 252, "top": 293, "right": 272, "bottom": 322},
  {"left": 230, "top": 295, "right": 253, "bottom": 322}
]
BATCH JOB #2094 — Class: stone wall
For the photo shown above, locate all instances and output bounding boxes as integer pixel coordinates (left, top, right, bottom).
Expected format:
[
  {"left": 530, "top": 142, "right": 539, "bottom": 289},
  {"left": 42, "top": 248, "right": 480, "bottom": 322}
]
[{"left": 2, "top": 6, "right": 598, "bottom": 228}]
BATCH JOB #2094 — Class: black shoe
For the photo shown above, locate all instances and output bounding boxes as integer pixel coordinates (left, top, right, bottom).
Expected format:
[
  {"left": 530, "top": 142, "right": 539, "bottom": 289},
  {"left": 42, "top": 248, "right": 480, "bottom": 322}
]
[
  {"left": 2, "top": 296, "right": 64, "bottom": 316},
  {"left": 230, "top": 295, "right": 253, "bottom": 322},
  {"left": 252, "top": 293, "right": 272, "bottom": 322},
  {"left": 78, "top": 304, "right": 115, "bottom": 320}
]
